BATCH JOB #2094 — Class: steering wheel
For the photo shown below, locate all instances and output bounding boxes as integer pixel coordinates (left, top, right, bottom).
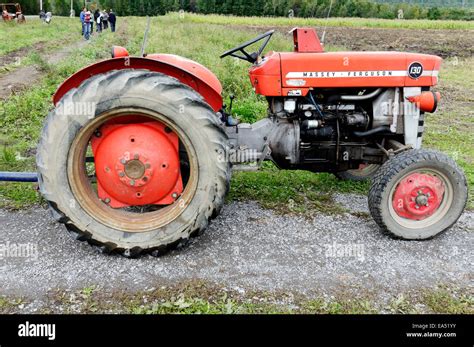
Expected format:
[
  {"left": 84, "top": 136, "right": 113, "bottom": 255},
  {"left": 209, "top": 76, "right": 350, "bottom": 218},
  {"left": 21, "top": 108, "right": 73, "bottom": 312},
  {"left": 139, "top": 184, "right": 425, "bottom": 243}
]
[{"left": 220, "top": 30, "right": 275, "bottom": 63}]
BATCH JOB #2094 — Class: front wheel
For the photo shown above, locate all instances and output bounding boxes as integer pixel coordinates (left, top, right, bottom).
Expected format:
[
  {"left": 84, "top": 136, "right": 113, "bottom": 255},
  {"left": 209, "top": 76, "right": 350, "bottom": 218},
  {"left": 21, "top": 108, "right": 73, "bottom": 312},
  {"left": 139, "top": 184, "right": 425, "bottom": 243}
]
[{"left": 368, "top": 149, "right": 467, "bottom": 240}]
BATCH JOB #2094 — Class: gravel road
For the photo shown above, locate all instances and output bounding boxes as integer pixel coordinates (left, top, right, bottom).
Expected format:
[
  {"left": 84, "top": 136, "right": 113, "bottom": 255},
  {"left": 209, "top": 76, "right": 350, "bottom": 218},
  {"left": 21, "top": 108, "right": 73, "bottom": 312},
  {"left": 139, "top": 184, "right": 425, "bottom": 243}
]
[{"left": 0, "top": 194, "right": 472, "bottom": 305}]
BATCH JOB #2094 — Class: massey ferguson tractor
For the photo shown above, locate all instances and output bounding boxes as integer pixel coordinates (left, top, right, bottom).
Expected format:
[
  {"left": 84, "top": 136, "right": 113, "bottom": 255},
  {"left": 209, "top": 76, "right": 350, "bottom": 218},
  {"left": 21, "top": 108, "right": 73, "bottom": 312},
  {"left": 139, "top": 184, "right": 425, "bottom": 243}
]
[{"left": 1, "top": 28, "right": 468, "bottom": 257}]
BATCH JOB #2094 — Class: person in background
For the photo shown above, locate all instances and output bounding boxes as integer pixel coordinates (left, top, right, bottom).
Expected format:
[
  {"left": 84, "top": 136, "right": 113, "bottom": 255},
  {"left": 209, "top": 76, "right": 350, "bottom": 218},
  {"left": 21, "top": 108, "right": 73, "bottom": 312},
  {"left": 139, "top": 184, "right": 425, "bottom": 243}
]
[
  {"left": 79, "top": 7, "right": 85, "bottom": 36},
  {"left": 90, "top": 9, "right": 93, "bottom": 33},
  {"left": 102, "top": 11, "right": 109, "bottom": 30},
  {"left": 108, "top": 10, "right": 116, "bottom": 33},
  {"left": 97, "top": 12, "right": 103, "bottom": 33},
  {"left": 83, "top": 9, "right": 92, "bottom": 40},
  {"left": 94, "top": 9, "right": 101, "bottom": 33}
]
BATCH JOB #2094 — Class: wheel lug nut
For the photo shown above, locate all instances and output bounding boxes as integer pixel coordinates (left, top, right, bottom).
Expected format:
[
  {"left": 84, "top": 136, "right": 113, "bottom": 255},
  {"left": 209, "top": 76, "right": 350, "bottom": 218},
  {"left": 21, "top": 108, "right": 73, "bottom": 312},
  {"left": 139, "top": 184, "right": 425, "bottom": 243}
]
[
  {"left": 120, "top": 159, "right": 127, "bottom": 164},
  {"left": 415, "top": 205, "right": 419, "bottom": 209},
  {"left": 172, "top": 192, "right": 178, "bottom": 199},
  {"left": 118, "top": 172, "right": 125, "bottom": 177},
  {"left": 104, "top": 198, "right": 111, "bottom": 204},
  {"left": 134, "top": 154, "right": 139, "bottom": 160},
  {"left": 130, "top": 180, "right": 135, "bottom": 186},
  {"left": 145, "top": 163, "right": 151, "bottom": 169}
]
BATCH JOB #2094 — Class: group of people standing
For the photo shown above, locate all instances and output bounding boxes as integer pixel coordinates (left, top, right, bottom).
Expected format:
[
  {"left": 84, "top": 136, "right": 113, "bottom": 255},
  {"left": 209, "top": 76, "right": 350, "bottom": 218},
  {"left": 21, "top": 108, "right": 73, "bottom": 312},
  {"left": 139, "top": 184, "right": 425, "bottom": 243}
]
[{"left": 80, "top": 8, "right": 117, "bottom": 40}]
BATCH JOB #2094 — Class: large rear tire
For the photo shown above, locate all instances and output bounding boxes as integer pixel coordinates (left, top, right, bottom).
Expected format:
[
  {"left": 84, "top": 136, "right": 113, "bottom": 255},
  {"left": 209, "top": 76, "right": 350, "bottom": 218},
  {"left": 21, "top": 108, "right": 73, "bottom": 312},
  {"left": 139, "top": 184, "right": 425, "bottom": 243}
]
[
  {"left": 37, "top": 70, "right": 231, "bottom": 257},
  {"left": 368, "top": 149, "right": 467, "bottom": 240}
]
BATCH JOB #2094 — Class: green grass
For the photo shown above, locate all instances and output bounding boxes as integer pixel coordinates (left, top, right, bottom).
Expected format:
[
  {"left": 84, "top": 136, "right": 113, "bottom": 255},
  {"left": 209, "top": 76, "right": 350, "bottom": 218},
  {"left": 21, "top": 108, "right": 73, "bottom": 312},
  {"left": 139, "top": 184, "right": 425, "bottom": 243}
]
[
  {"left": 0, "top": 296, "right": 24, "bottom": 313},
  {"left": 0, "top": 18, "right": 81, "bottom": 55},
  {"left": 228, "top": 162, "right": 368, "bottom": 215},
  {"left": 183, "top": 12, "right": 474, "bottom": 30},
  {"left": 423, "top": 57, "right": 474, "bottom": 209},
  {"left": 423, "top": 288, "right": 474, "bottom": 314},
  {"left": 0, "top": 23, "right": 130, "bottom": 208},
  {"left": 5, "top": 281, "right": 471, "bottom": 314}
]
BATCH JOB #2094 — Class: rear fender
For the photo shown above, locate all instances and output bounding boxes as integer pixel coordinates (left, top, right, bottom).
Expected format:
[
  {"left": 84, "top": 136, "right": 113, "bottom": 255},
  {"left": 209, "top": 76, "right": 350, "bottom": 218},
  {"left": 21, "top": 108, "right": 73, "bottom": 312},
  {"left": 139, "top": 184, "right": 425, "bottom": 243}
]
[{"left": 53, "top": 56, "right": 223, "bottom": 111}]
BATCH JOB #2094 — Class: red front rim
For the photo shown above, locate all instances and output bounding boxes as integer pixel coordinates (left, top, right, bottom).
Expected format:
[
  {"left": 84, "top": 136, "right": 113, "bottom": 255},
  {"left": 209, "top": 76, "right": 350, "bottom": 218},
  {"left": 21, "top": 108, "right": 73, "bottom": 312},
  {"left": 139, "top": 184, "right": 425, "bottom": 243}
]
[{"left": 392, "top": 172, "right": 445, "bottom": 221}]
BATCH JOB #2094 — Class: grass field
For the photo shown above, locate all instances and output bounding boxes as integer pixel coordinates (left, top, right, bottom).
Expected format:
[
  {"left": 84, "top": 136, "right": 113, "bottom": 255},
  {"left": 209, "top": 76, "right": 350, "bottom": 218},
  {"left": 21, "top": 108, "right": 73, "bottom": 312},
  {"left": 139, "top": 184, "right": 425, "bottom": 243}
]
[
  {"left": 0, "top": 18, "right": 77, "bottom": 55},
  {"left": 0, "top": 13, "right": 472, "bottom": 213},
  {"left": 186, "top": 12, "right": 474, "bottom": 30}
]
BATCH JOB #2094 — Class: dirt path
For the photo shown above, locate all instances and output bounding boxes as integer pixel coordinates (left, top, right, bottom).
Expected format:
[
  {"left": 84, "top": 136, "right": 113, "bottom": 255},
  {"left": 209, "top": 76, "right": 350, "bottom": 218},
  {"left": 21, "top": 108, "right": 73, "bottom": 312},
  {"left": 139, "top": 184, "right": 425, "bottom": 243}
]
[
  {"left": 0, "top": 39, "right": 88, "bottom": 100},
  {"left": 0, "top": 194, "right": 472, "bottom": 309},
  {"left": 0, "top": 17, "right": 131, "bottom": 100},
  {"left": 0, "top": 42, "right": 46, "bottom": 68}
]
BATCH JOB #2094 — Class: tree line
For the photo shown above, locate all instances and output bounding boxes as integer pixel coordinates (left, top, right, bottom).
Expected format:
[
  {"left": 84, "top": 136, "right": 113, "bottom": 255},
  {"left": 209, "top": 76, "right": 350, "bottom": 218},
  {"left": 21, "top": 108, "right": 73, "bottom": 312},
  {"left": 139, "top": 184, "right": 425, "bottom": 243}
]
[{"left": 18, "top": 0, "right": 474, "bottom": 20}]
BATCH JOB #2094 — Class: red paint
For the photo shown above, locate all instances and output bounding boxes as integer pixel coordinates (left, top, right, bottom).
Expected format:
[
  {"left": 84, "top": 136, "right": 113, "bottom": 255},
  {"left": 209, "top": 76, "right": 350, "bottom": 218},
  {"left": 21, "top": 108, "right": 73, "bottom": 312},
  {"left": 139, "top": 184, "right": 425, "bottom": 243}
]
[
  {"left": 249, "top": 52, "right": 282, "bottom": 96},
  {"left": 147, "top": 54, "right": 222, "bottom": 97},
  {"left": 407, "top": 91, "right": 440, "bottom": 113},
  {"left": 91, "top": 120, "right": 182, "bottom": 208},
  {"left": 291, "top": 28, "right": 324, "bottom": 53},
  {"left": 53, "top": 56, "right": 223, "bottom": 111},
  {"left": 111, "top": 46, "right": 129, "bottom": 58},
  {"left": 392, "top": 173, "right": 445, "bottom": 221},
  {"left": 249, "top": 51, "right": 441, "bottom": 96}
]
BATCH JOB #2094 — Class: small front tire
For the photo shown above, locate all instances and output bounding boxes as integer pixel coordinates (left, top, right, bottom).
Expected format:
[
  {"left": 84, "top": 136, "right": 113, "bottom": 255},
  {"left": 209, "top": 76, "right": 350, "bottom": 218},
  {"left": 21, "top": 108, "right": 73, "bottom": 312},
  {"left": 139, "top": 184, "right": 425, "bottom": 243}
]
[{"left": 368, "top": 149, "right": 467, "bottom": 240}]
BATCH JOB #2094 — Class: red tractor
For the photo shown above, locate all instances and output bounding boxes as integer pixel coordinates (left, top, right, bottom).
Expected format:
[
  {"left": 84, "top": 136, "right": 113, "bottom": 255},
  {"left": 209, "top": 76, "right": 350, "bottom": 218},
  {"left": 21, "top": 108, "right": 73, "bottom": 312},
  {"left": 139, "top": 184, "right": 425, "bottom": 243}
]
[
  {"left": 1, "top": 3, "right": 25, "bottom": 23},
  {"left": 16, "top": 28, "right": 467, "bottom": 256}
]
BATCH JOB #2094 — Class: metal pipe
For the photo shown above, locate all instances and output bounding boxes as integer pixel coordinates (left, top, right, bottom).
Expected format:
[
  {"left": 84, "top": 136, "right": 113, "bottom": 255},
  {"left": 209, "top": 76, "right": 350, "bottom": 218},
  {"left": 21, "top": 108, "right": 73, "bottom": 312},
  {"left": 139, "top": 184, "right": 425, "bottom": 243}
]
[
  {"left": 340, "top": 88, "right": 383, "bottom": 101},
  {"left": 353, "top": 126, "right": 391, "bottom": 137},
  {"left": 0, "top": 172, "right": 38, "bottom": 182},
  {"left": 328, "top": 88, "right": 383, "bottom": 103}
]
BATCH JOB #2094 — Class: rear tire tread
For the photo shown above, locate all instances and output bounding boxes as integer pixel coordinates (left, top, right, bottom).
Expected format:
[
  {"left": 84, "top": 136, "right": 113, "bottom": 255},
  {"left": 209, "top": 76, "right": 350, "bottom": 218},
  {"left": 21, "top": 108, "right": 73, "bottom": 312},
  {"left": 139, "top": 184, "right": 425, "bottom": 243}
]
[{"left": 37, "top": 69, "right": 230, "bottom": 258}]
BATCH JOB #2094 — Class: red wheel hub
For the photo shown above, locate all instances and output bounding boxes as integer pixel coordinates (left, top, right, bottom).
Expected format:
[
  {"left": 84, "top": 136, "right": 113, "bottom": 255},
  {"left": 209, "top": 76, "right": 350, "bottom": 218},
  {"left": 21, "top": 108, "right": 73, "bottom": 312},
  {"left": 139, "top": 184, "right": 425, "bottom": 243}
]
[
  {"left": 91, "top": 121, "right": 183, "bottom": 208},
  {"left": 392, "top": 173, "right": 445, "bottom": 220}
]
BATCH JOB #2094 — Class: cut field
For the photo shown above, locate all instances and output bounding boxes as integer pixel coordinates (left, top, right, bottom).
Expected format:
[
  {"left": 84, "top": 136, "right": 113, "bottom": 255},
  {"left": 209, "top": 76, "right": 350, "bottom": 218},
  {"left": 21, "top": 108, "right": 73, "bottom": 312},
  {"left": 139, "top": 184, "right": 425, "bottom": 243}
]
[{"left": 186, "top": 13, "right": 474, "bottom": 30}]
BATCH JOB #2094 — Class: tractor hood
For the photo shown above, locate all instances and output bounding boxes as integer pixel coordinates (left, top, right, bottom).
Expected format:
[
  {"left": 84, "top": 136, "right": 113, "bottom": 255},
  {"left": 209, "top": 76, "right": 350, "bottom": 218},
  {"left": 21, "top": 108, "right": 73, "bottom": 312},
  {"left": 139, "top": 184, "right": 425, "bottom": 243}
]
[
  {"left": 280, "top": 51, "right": 441, "bottom": 88},
  {"left": 249, "top": 51, "right": 441, "bottom": 97},
  {"left": 248, "top": 27, "right": 442, "bottom": 97}
]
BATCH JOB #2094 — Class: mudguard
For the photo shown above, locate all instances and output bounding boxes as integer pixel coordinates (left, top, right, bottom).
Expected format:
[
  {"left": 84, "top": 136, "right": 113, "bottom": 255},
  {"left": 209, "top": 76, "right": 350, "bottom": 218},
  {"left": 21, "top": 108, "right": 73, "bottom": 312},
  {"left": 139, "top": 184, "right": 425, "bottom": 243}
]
[{"left": 53, "top": 55, "right": 223, "bottom": 111}]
